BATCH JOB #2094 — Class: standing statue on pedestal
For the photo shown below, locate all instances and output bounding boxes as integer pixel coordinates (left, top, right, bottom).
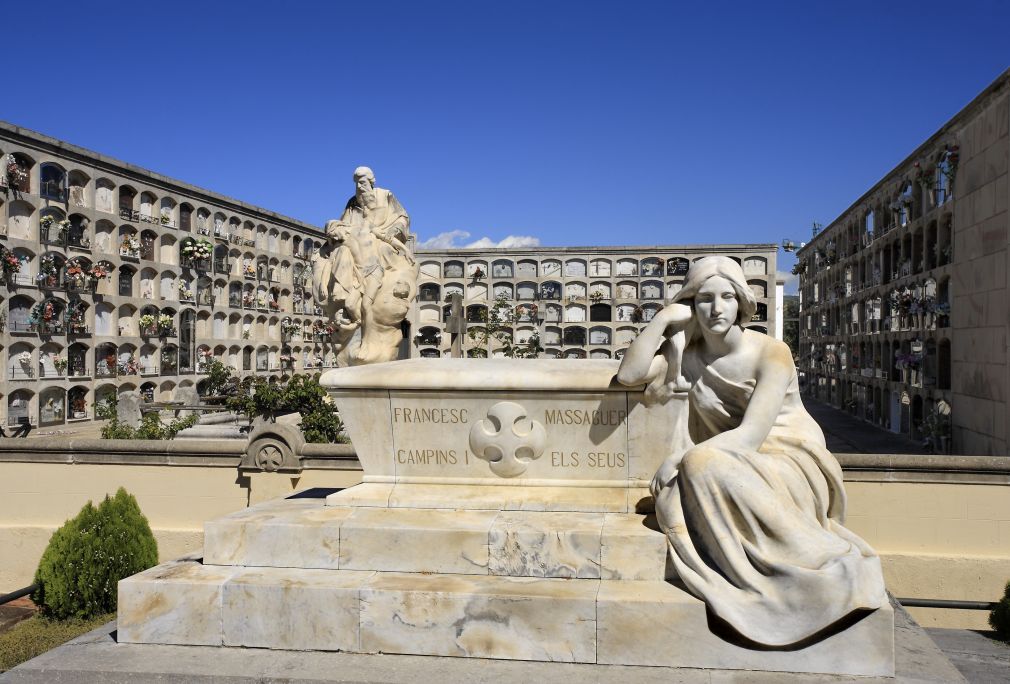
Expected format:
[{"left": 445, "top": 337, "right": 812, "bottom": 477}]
[
  {"left": 313, "top": 167, "right": 417, "bottom": 365},
  {"left": 617, "top": 256, "right": 886, "bottom": 647}
]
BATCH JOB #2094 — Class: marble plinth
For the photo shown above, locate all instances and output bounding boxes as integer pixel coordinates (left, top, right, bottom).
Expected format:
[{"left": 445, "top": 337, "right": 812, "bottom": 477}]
[
  {"left": 199, "top": 496, "right": 668, "bottom": 580},
  {"left": 118, "top": 492, "right": 895, "bottom": 676},
  {"left": 119, "top": 550, "right": 894, "bottom": 676}
]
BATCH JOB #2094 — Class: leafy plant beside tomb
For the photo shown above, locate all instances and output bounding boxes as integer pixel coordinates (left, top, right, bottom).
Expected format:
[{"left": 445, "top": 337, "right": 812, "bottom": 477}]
[
  {"left": 991, "top": 581, "right": 1010, "bottom": 642},
  {"left": 32, "top": 488, "right": 158, "bottom": 620}
]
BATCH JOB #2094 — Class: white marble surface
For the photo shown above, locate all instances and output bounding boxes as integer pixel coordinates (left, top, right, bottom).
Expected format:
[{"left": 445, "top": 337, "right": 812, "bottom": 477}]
[
  {"left": 223, "top": 567, "right": 374, "bottom": 651},
  {"left": 488, "top": 511, "right": 603, "bottom": 579},
  {"left": 118, "top": 558, "right": 237, "bottom": 646},
  {"left": 596, "top": 579, "right": 895, "bottom": 677},
  {"left": 600, "top": 513, "right": 669, "bottom": 581},
  {"left": 321, "top": 358, "right": 629, "bottom": 391},
  {"left": 329, "top": 389, "right": 395, "bottom": 477},
  {"left": 118, "top": 555, "right": 895, "bottom": 676},
  {"left": 204, "top": 504, "right": 352, "bottom": 569},
  {"left": 359, "top": 572, "right": 598, "bottom": 662},
  {"left": 338, "top": 507, "right": 495, "bottom": 574},
  {"left": 385, "top": 391, "right": 631, "bottom": 483}
]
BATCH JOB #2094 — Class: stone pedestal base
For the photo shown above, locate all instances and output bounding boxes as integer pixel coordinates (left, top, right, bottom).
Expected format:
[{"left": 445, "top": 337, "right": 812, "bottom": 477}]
[{"left": 118, "top": 491, "right": 895, "bottom": 677}]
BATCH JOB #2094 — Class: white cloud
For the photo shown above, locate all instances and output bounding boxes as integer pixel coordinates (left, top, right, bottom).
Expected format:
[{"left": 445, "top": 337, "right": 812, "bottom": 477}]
[
  {"left": 479, "top": 235, "right": 541, "bottom": 248},
  {"left": 418, "top": 230, "right": 541, "bottom": 250},
  {"left": 418, "top": 230, "right": 472, "bottom": 249},
  {"left": 776, "top": 270, "right": 798, "bottom": 294}
]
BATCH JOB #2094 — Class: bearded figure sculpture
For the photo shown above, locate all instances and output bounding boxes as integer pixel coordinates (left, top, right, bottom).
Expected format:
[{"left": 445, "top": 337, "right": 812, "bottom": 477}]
[{"left": 313, "top": 167, "right": 417, "bottom": 365}]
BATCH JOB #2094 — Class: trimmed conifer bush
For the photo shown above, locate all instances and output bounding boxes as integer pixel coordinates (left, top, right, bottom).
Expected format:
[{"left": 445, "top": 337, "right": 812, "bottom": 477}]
[
  {"left": 32, "top": 488, "right": 158, "bottom": 620},
  {"left": 991, "top": 581, "right": 1010, "bottom": 641}
]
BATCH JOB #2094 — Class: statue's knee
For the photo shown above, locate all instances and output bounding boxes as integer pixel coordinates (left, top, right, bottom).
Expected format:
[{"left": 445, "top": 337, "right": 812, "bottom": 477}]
[{"left": 680, "top": 446, "right": 730, "bottom": 480}]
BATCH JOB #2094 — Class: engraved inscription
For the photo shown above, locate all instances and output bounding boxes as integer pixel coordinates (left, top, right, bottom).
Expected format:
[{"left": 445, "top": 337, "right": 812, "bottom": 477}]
[
  {"left": 544, "top": 409, "right": 627, "bottom": 426},
  {"left": 392, "top": 407, "right": 469, "bottom": 424}
]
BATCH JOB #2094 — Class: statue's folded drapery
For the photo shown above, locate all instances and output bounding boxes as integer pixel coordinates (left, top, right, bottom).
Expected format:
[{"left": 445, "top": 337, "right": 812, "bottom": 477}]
[{"left": 654, "top": 357, "right": 886, "bottom": 647}]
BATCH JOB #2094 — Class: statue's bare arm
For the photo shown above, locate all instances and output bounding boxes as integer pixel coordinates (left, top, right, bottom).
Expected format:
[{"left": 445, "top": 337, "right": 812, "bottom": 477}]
[{"left": 616, "top": 302, "right": 692, "bottom": 386}]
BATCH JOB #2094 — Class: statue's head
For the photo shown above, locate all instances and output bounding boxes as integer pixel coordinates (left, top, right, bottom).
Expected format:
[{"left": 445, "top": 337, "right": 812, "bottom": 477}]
[
  {"left": 353, "top": 166, "right": 375, "bottom": 193},
  {"left": 672, "top": 256, "right": 756, "bottom": 327}
]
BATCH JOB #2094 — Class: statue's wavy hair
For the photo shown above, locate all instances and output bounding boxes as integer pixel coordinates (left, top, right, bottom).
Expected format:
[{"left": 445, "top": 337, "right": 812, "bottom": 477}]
[{"left": 670, "top": 256, "right": 757, "bottom": 326}]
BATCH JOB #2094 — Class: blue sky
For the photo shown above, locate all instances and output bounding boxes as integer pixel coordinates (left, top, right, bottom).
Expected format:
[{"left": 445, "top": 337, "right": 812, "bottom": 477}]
[{"left": 4, "top": 1, "right": 1008, "bottom": 289}]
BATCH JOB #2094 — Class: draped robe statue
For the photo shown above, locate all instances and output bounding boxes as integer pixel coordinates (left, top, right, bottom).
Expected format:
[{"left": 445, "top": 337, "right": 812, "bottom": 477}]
[
  {"left": 313, "top": 167, "right": 417, "bottom": 365},
  {"left": 617, "top": 257, "right": 886, "bottom": 647}
]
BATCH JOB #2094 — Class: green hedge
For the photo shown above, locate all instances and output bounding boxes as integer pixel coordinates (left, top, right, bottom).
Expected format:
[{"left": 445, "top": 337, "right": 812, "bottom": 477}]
[
  {"left": 32, "top": 488, "right": 158, "bottom": 620},
  {"left": 991, "top": 581, "right": 1010, "bottom": 641}
]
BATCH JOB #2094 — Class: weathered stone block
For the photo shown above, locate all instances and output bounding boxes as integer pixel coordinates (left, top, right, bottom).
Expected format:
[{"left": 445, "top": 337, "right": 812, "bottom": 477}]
[
  {"left": 488, "top": 511, "right": 603, "bottom": 578},
  {"left": 222, "top": 567, "right": 373, "bottom": 651},
  {"left": 359, "top": 572, "right": 598, "bottom": 662},
  {"left": 596, "top": 580, "right": 894, "bottom": 677},
  {"left": 338, "top": 507, "right": 495, "bottom": 573},
  {"left": 118, "top": 559, "right": 236, "bottom": 646}
]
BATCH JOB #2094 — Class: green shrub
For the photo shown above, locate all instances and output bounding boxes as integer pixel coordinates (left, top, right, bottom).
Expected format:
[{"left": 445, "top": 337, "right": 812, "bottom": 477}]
[
  {"left": 227, "top": 374, "right": 347, "bottom": 444},
  {"left": 991, "top": 581, "right": 1010, "bottom": 640},
  {"left": 32, "top": 488, "right": 158, "bottom": 620},
  {"left": 95, "top": 398, "right": 198, "bottom": 440}
]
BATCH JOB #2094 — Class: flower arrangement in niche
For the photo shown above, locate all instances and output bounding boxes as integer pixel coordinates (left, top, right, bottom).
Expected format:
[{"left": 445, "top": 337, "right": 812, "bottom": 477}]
[
  {"left": 139, "top": 314, "right": 156, "bottom": 329},
  {"left": 182, "top": 239, "right": 213, "bottom": 261},
  {"left": 0, "top": 247, "right": 20, "bottom": 282},
  {"left": 941, "top": 144, "right": 960, "bottom": 181},
  {"left": 89, "top": 263, "right": 110, "bottom": 281},
  {"left": 36, "top": 255, "right": 58, "bottom": 287},
  {"left": 120, "top": 234, "right": 140, "bottom": 255},
  {"left": 118, "top": 355, "right": 139, "bottom": 375},
  {"left": 18, "top": 350, "right": 31, "bottom": 365},
  {"left": 4, "top": 154, "right": 27, "bottom": 190},
  {"left": 913, "top": 161, "right": 935, "bottom": 189},
  {"left": 71, "top": 396, "right": 87, "bottom": 415},
  {"left": 157, "top": 313, "right": 173, "bottom": 330}
]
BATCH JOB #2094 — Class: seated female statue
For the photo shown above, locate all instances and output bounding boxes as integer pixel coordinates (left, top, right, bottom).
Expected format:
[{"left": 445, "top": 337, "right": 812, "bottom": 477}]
[{"left": 617, "top": 256, "right": 885, "bottom": 647}]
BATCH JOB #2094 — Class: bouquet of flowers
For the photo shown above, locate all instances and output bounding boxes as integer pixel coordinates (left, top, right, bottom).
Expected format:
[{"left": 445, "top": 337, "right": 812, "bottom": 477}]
[
  {"left": 914, "top": 161, "right": 935, "bottom": 189},
  {"left": 178, "top": 281, "right": 194, "bottom": 300},
  {"left": 121, "top": 234, "right": 140, "bottom": 253},
  {"left": 157, "top": 313, "right": 174, "bottom": 329},
  {"left": 4, "top": 155, "right": 26, "bottom": 188},
  {"left": 139, "top": 313, "right": 156, "bottom": 328},
  {"left": 182, "top": 239, "right": 213, "bottom": 261},
  {"left": 89, "top": 263, "right": 110, "bottom": 280},
  {"left": 1, "top": 249, "right": 20, "bottom": 276},
  {"left": 118, "top": 355, "right": 139, "bottom": 375}
]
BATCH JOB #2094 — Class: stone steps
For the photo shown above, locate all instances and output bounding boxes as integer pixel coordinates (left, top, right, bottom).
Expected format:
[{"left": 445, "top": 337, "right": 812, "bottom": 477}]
[
  {"left": 204, "top": 496, "right": 669, "bottom": 581},
  {"left": 117, "top": 557, "right": 894, "bottom": 676}
]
